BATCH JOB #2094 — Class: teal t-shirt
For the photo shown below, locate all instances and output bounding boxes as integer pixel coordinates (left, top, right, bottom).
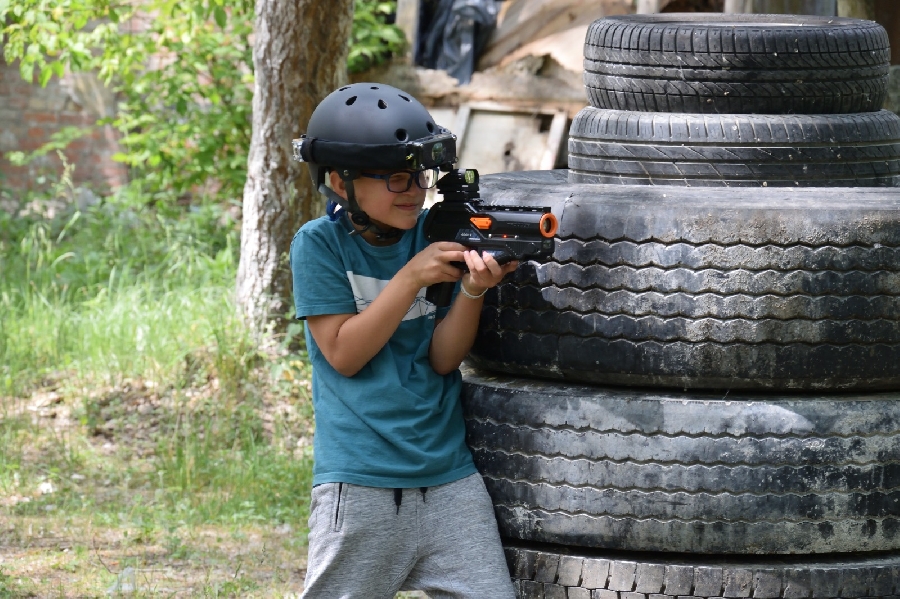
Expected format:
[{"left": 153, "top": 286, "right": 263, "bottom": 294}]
[{"left": 289, "top": 211, "right": 477, "bottom": 488}]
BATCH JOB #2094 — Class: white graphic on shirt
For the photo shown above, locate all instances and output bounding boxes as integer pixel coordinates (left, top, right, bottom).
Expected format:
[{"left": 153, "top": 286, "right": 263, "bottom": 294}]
[{"left": 347, "top": 272, "right": 435, "bottom": 320}]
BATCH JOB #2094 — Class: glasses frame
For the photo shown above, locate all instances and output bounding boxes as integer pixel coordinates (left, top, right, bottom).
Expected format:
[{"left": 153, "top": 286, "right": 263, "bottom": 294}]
[{"left": 359, "top": 169, "right": 439, "bottom": 193}]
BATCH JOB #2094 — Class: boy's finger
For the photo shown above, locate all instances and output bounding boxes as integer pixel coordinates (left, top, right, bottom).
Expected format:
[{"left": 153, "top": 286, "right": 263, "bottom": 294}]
[
  {"left": 442, "top": 250, "right": 466, "bottom": 265},
  {"left": 481, "top": 251, "right": 498, "bottom": 266},
  {"left": 432, "top": 241, "right": 468, "bottom": 253}
]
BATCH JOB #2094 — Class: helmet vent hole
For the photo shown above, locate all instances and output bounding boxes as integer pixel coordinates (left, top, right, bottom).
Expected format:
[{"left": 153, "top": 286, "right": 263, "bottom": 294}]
[
  {"left": 378, "top": 99, "right": 388, "bottom": 109},
  {"left": 396, "top": 128, "right": 408, "bottom": 141},
  {"left": 426, "top": 121, "right": 435, "bottom": 133},
  {"left": 370, "top": 86, "right": 379, "bottom": 90},
  {"left": 339, "top": 86, "right": 350, "bottom": 91},
  {"left": 346, "top": 96, "right": 357, "bottom": 106},
  {"left": 399, "top": 94, "right": 410, "bottom": 102}
]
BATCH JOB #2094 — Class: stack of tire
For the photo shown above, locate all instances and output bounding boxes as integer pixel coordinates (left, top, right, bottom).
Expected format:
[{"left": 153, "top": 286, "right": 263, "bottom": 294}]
[{"left": 462, "top": 13, "right": 900, "bottom": 598}]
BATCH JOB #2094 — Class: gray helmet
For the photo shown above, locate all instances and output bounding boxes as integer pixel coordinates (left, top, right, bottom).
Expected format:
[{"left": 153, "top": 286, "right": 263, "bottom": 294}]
[{"left": 293, "top": 83, "right": 457, "bottom": 199}]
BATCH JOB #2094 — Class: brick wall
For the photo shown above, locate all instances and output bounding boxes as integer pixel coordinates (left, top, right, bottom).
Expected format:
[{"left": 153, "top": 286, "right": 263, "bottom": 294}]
[{"left": 0, "top": 58, "right": 128, "bottom": 195}]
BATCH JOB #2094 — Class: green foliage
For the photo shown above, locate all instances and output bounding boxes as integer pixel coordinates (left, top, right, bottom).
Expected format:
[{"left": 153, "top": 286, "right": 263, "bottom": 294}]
[
  {"left": 0, "top": 565, "right": 32, "bottom": 598},
  {"left": 0, "top": 166, "right": 240, "bottom": 391},
  {"left": 6, "top": 126, "right": 91, "bottom": 168},
  {"left": 1, "top": 0, "right": 255, "bottom": 204},
  {"left": 109, "top": 2, "right": 255, "bottom": 204},
  {"left": 1, "top": 0, "right": 406, "bottom": 203},
  {"left": 350, "top": 0, "right": 406, "bottom": 73}
]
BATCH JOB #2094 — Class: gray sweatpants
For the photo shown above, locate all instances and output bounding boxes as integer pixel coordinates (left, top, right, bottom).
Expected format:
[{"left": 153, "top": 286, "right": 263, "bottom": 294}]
[{"left": 300, "top": 473, "right": 516, "bottom": 599}]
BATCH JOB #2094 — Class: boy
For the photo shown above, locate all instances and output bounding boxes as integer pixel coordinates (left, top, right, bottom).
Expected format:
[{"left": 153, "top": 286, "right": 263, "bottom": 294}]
[{"left": 289, "top": 83, "right": 518, "bottom": 598}]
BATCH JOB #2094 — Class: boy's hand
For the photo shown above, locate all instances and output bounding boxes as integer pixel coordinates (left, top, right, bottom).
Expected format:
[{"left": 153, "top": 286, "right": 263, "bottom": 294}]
[
  {"left": 402, "top": 242, "right": 469, "bottom": 289},
  {"left": 461, "top": 250, "right": 518, "bottom": 296},
  {"left": 429, "top": 249, "right": 519, "bottom": 375}
]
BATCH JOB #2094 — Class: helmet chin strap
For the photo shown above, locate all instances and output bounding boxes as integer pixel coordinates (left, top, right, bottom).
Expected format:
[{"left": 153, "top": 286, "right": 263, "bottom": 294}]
[{"left": 326, "top": 170, "right": 403, "bottom": 240}]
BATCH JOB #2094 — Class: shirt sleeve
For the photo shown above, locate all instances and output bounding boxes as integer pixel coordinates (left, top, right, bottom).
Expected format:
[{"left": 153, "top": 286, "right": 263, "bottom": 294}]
[{"left": 290, "top": 223, "right": 358, "bottom": 319}]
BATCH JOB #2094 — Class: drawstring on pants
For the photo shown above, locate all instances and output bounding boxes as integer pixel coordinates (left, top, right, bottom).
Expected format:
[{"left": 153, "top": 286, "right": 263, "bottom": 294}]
[{"left": 393, "top": 487, "right": 429, "bottom": 514}]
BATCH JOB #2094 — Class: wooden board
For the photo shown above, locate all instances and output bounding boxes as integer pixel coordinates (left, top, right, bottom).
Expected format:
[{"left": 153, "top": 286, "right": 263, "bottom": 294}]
[
  {"left": 395, "top": 0, "right": 420, "bottom": 62},
  {"left": 428, "top": 107, "right": 458, "bottom": 134},
  {"left": 453, "top": 103, "right": 567, "bottom": 175},
  {"left": 478, "top": 0, "right": 631, "bottom": 72}
]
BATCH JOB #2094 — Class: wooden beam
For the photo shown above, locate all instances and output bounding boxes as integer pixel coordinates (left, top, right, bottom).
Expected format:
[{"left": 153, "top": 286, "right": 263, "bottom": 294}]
[
  {"left": 395, "top": 0, "right": 420, "bottom": 63},
  {"left": 636, "top": 0, "right": 661, "bottom": 13},
  {"left": 724, "top": 0, "right": 754, "bottom": 12},
  {"left": 540, "top": 111, "right": 568, "bottom": 171}
]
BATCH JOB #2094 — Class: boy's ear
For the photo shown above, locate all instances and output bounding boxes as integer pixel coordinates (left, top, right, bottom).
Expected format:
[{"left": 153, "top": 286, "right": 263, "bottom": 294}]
[{"left": 329, "top": 170, "right": 348, "bottom": 200}]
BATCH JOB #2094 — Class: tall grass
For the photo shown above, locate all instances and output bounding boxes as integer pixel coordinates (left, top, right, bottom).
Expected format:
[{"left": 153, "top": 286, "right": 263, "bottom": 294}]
[
  {"left": 0, "top": 193, "right": 240, "bottom": 394},
  {"left": 0, "top": 178, "right": 314, "bottom": 536}
]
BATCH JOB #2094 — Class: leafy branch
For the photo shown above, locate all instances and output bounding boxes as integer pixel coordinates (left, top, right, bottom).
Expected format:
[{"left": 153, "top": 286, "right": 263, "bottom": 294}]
[{"left": 1, "top": 0, "right": 406, "bottom": 203}]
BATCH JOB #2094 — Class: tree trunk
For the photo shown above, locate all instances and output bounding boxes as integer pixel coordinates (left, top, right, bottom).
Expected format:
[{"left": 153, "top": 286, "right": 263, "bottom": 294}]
[{"left": 237, "top": 0, "right": 353, "bottom": 328}]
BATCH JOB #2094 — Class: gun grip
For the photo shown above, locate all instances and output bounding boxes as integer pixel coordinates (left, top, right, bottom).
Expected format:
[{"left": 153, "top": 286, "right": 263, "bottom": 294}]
[{"left": 426, "top": 282, "right": 455, "bottom": 308}]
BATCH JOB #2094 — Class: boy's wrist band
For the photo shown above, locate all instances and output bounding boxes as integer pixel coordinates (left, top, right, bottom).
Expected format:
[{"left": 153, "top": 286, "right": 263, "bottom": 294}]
[{"left": 460, "top": 281, "right": 487, "bottom": 300}]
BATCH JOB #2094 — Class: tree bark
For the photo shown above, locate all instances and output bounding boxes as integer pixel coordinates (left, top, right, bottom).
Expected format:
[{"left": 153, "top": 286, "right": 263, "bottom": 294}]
[{"left": 237, "top": 0, "right": 353, "bottom": 328}]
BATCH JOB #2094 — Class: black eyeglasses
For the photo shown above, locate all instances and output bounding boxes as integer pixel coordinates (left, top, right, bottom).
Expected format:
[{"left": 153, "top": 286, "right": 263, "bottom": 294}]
[{"left": 359, "top": 169, "right": 439, "bottom": 193}]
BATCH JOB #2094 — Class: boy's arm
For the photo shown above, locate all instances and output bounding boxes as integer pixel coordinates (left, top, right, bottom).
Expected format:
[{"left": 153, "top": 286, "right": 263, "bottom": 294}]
[
  {"left": 429, "top": 251, "right": 518, "bottom": 375},
  {"left": 306, "top": 242, "right": 470, "bottom": 377}
]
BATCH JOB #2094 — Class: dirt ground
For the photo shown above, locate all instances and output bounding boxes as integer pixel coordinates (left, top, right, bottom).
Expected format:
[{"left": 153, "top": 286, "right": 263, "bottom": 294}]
[
  {"left": 0, "top": 377, "right": 312, "bottom": 597},
  {"left": 0, "top": 516, "right": 308, "bottom": 597},
  {"left": 0, "top": 372, "right": 432, "bottom": 598}
]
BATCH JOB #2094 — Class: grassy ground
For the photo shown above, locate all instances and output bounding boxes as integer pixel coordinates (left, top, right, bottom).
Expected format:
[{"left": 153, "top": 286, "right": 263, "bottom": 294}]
[
  {"left": 0, "top": 356, "right": 316, "bottom": 598},
  {"left": 0, "top": 182, "right": 427, "bottom": 597}
]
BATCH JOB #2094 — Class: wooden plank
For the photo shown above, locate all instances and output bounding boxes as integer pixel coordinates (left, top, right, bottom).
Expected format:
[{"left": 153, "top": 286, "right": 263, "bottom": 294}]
[
  {"left": 428, "top": 107, "right": 458, "bottom": 134},
  {"left": 724, "top": 0, "right": 754, "bottom": 12},
  {"left": 479, "top": 1, "right": 584, "bottom": 69},
  {"left": 454, "top": 103, "right": 567, "bottom": 175},
  {"left": 478, "top": 0, "right": 625, "bottom": 70},
  {"left": 540, "top": 111, "right": 568, "bottom": 171},
  {"left": 452, "top": 105, "right": 472, "bottom": 150},
  {"left": 395, "top": 0, "right": 420, "bottom": 63}
]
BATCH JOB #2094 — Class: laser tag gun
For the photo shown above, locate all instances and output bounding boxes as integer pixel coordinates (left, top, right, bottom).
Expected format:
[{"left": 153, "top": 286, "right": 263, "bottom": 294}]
[{"left": 422, "top": 168, "right": 558, "bottom": 307}]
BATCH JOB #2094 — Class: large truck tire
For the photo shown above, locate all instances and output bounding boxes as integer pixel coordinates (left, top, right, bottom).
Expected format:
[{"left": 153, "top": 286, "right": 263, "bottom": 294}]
[
  {"left": 567, "top": 107, "right": 900, "bottom": 187},
  {"left": 469, "top": 170, "right": 900, "bottom": 391},
  {"left": 504, "top": 544, "right": 900, "bottom": 598},
  {"left": 462, "top": 367, "right": 900, "bottom": 555},
  {"left": 584, "top": 13, "right": 890, "bottom": 115}
]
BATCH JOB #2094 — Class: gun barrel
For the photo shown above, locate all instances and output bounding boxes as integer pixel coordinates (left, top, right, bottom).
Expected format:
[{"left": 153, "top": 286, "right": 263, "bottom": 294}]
[
  {"left": 539, "top": 212, "right": 558, "bottom": 238},
  {"left": 470, "top": 206, "right": 557, "bottom": 239}
]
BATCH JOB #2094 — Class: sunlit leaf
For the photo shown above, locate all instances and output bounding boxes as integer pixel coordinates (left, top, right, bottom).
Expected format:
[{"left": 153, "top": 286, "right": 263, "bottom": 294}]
[
  {"left": 18, "top": 61, "right": 33, "bottom": 83},
  {"left": 6, "top": 151, "right": 26, "bottom": 166},
  {"left": 214, "top": 6, "right": 227, "bottom": 28}
]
